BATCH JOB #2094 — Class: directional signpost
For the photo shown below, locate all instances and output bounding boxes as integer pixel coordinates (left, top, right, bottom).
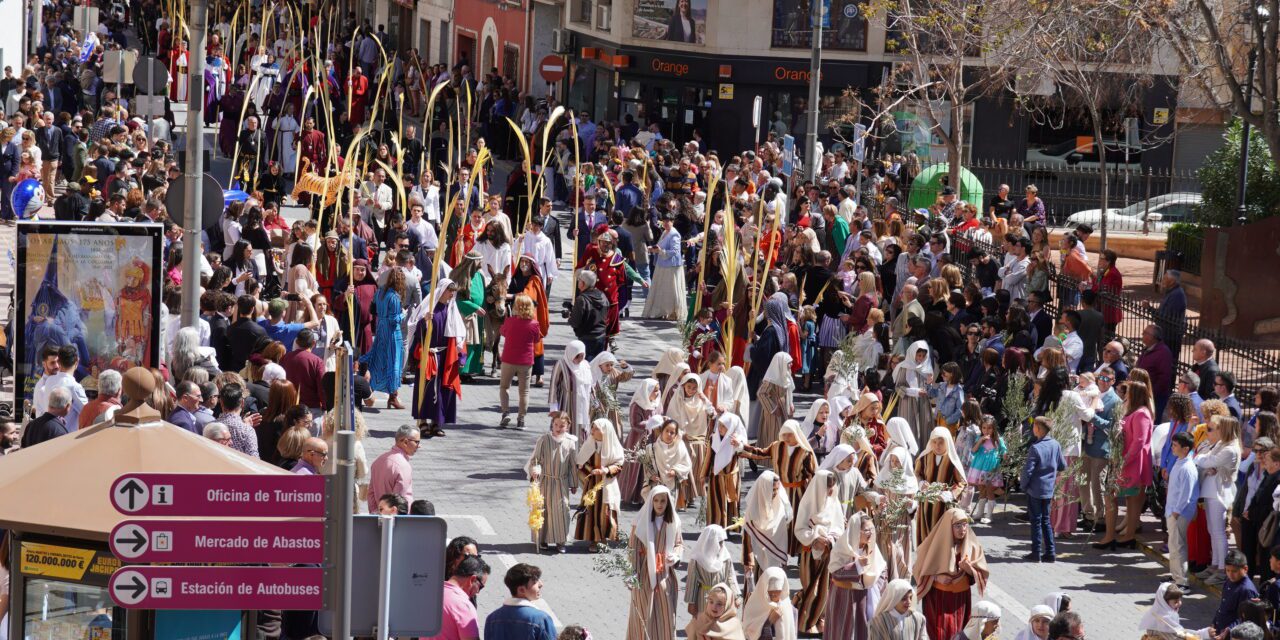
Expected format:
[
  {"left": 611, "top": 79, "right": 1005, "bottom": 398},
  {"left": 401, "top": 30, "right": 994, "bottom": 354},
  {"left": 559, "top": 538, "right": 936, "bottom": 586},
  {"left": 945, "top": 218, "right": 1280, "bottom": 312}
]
[
  {"left": 110, "top": 472, "right": 326, "bottom": 517},
  {"left": 110, "top": 520, "right": 325, "bottom": 564},
  {"left": 109, "top": 566, "right": 325, "bottom": 610},
  {"left": 108, "top": 473, "right": 329, "bottom": 613}
]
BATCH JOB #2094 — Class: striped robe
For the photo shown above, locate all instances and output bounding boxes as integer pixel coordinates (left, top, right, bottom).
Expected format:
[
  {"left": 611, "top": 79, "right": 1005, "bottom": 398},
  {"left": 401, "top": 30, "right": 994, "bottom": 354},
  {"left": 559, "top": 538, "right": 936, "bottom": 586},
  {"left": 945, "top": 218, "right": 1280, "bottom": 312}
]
[
  {"left": 625, "top": 523, "right": 678, "bottom": 640},
  {"left": 824, "top": 562, "right": 884, "bottom": 640},
  {"left": 529, "top": 434, "right": 579, "bottom": 547},
  {"left": 796, "top": 544, "right": 831, "bottom": 632},
  {"left": 913, "top": 454, "right": 966, "bottom": 544},
  {"left": 620, "top": 404, "right": 655, "bottom": 506},
  {"left": 702, "top": 450, "right": 744, "bottom": 527},
  {"left": 868, "top": 610, "right": 928, "bottom": 640},
  {"left": 574, "top": 452, "right": 620, "bottom": 543},
  {"left": 591, "top": 368, "right": 635, "bottom": 437},
  {"left": 756, "top": 381, "right": 792, "bottom": 450},
  {"left": 683, "top": 560, "right": 739, "bottom": 615},
  {"left": 743, "top": 442, "right": 816, "bottom": 556}
]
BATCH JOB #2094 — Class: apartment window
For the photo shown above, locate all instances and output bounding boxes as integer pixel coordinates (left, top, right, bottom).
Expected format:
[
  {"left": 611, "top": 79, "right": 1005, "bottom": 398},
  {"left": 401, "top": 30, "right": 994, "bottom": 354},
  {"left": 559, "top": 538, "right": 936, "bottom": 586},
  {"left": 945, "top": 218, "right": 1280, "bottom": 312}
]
[
  {"left": 572, "top": 0, "right": 593, "bottom": 23},
  {"left": 771, "top": 0, "right": 867, "bottom": 51}
]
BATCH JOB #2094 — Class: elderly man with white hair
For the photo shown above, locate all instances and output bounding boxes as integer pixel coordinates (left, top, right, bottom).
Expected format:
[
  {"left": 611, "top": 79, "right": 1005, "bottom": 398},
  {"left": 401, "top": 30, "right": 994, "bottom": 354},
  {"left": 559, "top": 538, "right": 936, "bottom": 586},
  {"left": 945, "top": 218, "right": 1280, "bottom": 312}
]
[
  {"left": 22, "top": 387, "right": 72, "bottom": 448},
  {"left": 80, "top": 369, "right": 123, "bottom": 428},
  {"left": 202, "top": 422, "right": 233, "bottom": 446},
  {"left": 1094, "top": 340, "right": 1130, "bottom": 384}
]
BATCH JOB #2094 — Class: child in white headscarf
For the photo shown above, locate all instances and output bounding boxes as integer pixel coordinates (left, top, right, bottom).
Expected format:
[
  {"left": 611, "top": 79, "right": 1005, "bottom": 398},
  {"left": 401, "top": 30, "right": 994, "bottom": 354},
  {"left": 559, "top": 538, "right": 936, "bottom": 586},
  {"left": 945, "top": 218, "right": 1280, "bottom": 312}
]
[
  {"left": 684, "top": 525, "right": 739, "bottom": 616},
  {"left": 742, "top": 567, "right": 797, "bottom": 640},
  {"left": 825, "top": 511, "right": 888, "bottom": 639},
  {"left": 793, "top": 470, "right": 845, "bottom": 634},
  {"left": 573, "top": 418, "right": 625, "bottom": 546},
  {"left": 893, "top": 340, "right": 935, "bottom": 444},
  {"left": 548, "top": 341, "right": 594, "bottom": 439},
  {"left": 959, "top": 601, "right": 1001, "bottom": 640},
  {"left": 1138, "top": 583, "right": 1198, "bottom": 640},
  {"left": 742, "top": 471, "right": 794, "bottom": 586},
  {"left": 625, "top": 485, "right": 683, "bottom": 640},
  {"left": 868, "top": 579, "right": 927, "bottom": 640},
  {"left": 1015, "top": 605, "right": 1055, "bottom": 640},
  {"left": 877, "top": 417, "right": 919, "bottom": 580}
]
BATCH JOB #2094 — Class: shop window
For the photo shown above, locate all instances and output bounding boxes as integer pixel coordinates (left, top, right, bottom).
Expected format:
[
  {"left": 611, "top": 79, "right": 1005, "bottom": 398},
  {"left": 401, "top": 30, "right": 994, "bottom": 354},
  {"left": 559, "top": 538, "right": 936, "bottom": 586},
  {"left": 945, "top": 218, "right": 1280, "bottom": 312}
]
[
  {"left": 771, "top": 0, "right": 867, "bottom": 51},
  {"left": 24, "top": 578, "right": 124, "bottom": 637}
]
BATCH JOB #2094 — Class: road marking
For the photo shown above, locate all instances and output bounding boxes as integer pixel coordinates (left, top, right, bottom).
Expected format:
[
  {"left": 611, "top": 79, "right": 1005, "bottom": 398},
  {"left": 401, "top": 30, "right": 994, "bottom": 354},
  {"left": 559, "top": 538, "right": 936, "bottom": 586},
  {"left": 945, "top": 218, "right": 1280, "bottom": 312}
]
[
  {"left": 495, "top": 553, "right": 518, "bottom": 569},
  {"left": 984, "top": 581, "right": 1031, "bottom": 624},
  {"left": 438, "top": 514, "right": 497, "bottom": 536}
]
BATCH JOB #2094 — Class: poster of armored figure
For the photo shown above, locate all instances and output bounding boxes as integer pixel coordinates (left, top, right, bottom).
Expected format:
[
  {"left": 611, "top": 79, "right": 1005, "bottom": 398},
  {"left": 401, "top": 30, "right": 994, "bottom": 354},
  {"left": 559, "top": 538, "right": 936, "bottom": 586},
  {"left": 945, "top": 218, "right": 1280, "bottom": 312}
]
[{"left": 14, "top": 221, "right": 163, "bottom": 407}]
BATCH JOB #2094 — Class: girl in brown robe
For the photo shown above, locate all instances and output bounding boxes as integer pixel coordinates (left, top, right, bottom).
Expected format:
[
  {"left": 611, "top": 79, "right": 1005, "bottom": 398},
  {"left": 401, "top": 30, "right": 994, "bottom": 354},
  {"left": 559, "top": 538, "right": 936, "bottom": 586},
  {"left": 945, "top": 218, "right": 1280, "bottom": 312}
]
[
  {"left": 913, "top": 426, "right": 968, "bottom": 544},
  {"left": 574, "top": 418, "right": 625, "bottom": 546},
  {"left": 742, "top": 420, "right": 817, "bottom": 556}
]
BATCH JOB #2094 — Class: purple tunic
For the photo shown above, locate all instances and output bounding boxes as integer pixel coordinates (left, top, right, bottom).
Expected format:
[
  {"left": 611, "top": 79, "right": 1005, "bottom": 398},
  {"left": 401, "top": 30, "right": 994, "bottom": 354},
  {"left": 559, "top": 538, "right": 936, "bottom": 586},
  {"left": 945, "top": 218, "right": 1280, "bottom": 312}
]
[{"left": 412, "top": 304, "right": 457, "bottom": 425}]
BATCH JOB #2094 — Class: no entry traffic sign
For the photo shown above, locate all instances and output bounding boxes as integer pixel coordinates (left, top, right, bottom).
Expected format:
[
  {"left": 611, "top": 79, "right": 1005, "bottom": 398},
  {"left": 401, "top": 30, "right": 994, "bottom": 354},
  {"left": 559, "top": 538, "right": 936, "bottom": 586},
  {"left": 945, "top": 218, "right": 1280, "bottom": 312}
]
[
  {"left": 110, "top": 520, "right": 325, "bottom": 564},
  {"left": 539, "top": 55, "right": 565, "bottom": 83},
  {"left": 110, "top": 473, "right": 326, "bottom": 517},
  {"left": 109, "top": 566, "right": 325, "bottom": 610}
]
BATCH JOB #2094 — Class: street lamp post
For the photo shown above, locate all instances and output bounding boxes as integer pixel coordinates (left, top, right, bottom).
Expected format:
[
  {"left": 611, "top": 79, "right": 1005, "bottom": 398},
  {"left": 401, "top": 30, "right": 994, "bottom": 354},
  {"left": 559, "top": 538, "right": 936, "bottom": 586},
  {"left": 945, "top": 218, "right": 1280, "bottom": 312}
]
[
  {"left": 1235, "top": 46, "right": 1257, "bottom": 227},
  {"left": 805, "top": 0, "right": 824, "bottom": 182}
]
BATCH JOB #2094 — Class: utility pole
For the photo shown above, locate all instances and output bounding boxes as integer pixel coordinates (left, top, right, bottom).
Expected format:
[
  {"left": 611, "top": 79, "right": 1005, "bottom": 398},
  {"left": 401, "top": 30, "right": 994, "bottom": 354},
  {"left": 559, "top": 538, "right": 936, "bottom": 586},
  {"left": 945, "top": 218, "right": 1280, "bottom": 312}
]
[
  {"left": 805, "top": 0, "right": 824, "bottom": 182},
  {"left": 330, "top": 345, "right": 355, "bottom": 640},
  {"left": 1236, "top": 47, "right": 1258, "bottom": 227},
  {"left": 180, "top": 0, "right": 208, "bottom": 326}
]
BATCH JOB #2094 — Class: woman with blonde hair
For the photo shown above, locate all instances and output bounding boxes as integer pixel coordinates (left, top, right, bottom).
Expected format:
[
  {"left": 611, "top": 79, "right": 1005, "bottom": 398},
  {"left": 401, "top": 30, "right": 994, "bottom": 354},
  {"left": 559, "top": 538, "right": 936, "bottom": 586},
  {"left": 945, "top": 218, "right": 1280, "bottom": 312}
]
[
  {"left": 1094, "top": 380, "right": 1159, "bottom": 552},
  {"left": 275, "top": 405, "right": 314, "bottom": 468},
  {"left": 1190, "top": 414, "right": 1242, "bottom": 586},
  {"left": 940, "top": 263, "right": 963, "bottom": 292},
  {"left": 498, "top": 293, "right": 541, "bottom": 428}
]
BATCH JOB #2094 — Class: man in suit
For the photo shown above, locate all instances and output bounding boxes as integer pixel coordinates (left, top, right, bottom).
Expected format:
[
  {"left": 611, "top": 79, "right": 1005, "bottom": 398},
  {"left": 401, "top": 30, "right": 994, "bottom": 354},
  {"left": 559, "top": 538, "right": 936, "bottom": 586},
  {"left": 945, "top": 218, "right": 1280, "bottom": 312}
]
[
  {"left": 202, "top": 291, "right": 234, "bottom": 370},
  {"left": 1077, "top": 290, "right": 1105, "bottom": 371},
  {"left": 1096, "top": 340, "right": 1129, "bottom": 383},
  {"left": 21, "top": 387, "right": 72, "bottom": 448},
  {"left": 1192, "top": 339, "right": 1220, "bottom": 402},
  {"left": 891, "top": 284, "right": 926, "bottom": 344},
  {"left": 1022, "top": 416, "right": 1066, "bottom": 563},
  {"left": 1027, "top": 291, "right": 1054, "bottom": 349},
  {"left": 225, "top": 295, "right": 268, "bottom": 373},
  {"left": 1157, "top": 269, "right": 1188, "bottom": 356}
]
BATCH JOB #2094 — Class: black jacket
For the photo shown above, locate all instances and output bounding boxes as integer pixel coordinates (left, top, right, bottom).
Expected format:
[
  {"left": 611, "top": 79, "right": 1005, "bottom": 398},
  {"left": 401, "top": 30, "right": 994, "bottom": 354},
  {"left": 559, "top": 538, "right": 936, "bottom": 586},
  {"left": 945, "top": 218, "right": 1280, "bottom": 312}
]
[
  {"left": 21, "top": 413, "right": 68, "bottom": 449},
  {"left": 225, "top": 318, "right": 268, "bottom": 373},
  {"left": 569, "top": 288, "right": 609, "bottom": 341},
  {"left": 53, "top": 190, "right": 89, "bottom": 220},
  {"left": 1193, "top": 358, "right": 1219, "bottom": 400}
]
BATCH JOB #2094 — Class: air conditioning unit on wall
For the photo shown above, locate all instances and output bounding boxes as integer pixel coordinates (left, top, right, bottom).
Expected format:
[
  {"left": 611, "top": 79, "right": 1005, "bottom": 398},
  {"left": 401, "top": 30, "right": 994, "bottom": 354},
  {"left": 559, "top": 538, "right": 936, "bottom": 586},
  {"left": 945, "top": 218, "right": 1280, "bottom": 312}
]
[
  {"left": 596, "top": 5, "right": 611, "bottom": 30},
  {"left": 552, "top": 28, "right": 572, "bottom": 53}
]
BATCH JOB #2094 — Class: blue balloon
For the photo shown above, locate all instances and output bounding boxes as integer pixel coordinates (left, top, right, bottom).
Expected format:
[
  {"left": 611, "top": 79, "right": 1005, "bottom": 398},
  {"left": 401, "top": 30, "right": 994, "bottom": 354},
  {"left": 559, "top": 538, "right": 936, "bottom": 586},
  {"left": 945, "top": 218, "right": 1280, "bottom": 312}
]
[
  {"left": 223, "top": 189, "right": 249, "bottom": 206},
  {"left": 11, "top": 179, "right": 44, "bottom": 219}
]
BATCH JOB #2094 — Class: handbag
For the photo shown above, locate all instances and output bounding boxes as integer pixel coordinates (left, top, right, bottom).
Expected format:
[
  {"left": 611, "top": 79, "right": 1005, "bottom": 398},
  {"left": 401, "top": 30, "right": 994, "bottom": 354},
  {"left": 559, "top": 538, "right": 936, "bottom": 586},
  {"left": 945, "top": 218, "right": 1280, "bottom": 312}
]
[{"left": 1260, "top": 511, "right": 1280, "bottom": 550}]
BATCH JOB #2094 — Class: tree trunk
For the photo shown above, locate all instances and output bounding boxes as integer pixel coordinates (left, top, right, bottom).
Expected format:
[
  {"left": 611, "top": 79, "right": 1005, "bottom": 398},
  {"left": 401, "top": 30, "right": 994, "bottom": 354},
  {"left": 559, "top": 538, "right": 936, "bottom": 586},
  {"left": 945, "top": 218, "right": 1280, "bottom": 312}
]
[
  {"left": 948, "top": 99, "right": 964, "bottom": 197},
  {"left": 1092, "top": 109, "right": 1109, "bottom": 251}
]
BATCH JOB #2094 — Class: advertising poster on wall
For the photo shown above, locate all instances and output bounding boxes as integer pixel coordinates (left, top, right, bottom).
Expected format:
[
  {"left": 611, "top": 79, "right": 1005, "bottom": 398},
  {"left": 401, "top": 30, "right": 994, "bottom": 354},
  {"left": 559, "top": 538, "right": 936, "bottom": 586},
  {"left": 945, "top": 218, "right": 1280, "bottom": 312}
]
[
  {"left": 15, "top": 221, "right": 162, "bottom": 407},
  {"left": 632, "top": 0, "right": 708, "bottom": 45}
]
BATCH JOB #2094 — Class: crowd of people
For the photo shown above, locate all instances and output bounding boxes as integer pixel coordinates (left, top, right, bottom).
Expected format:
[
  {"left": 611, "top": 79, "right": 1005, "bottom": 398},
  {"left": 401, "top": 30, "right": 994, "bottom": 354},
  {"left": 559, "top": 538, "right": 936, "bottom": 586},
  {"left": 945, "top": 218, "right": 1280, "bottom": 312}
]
[{"left": 2, "top": 0, "right": 1279, "bottom": 639}]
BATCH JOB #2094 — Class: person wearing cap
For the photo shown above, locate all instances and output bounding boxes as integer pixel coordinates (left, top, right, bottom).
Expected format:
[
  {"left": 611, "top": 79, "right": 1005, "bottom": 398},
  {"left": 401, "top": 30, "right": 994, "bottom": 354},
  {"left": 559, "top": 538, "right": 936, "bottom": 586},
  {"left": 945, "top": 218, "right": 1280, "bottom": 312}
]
[
  {"left": 52, "top": 181, "right": 88, "bottom": 221},
  {"left": 938, "top": 186, "right": 959, "bottom": 223}
]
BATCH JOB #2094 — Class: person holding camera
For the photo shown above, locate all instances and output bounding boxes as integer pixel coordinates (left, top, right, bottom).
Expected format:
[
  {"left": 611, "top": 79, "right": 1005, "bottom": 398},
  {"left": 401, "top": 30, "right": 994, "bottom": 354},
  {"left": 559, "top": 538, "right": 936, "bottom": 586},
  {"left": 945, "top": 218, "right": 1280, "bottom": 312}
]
[{"left": 566, "top": 271, "right": 610, "bottom": 360}]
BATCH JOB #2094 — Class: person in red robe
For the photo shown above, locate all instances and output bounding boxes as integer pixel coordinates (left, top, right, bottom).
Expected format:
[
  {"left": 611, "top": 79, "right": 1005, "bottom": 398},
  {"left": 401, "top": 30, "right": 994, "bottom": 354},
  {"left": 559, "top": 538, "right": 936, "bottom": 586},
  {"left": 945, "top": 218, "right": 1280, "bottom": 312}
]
[
  {"left": 116, "top": 259, "right": 153, "bottom": 367},
  {"left": 576, "top": 225, "right": 627, "bottom": 338},
  {"left": 347, "top": 66, "right": 369, "bottom": 126},
  {"left": 297, "top": 117, "right": 327, "bottom": 172},
  {"left": 167, "top": 40, "right": 189, "bottom": 101}
]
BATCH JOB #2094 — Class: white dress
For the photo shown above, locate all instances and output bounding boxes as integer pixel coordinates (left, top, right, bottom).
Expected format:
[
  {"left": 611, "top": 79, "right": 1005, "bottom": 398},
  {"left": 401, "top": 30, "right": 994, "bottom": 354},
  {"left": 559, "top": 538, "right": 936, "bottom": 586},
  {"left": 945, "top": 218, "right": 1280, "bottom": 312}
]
[{"left": 276, "top": 114, "right": 300, "bottom": 173}]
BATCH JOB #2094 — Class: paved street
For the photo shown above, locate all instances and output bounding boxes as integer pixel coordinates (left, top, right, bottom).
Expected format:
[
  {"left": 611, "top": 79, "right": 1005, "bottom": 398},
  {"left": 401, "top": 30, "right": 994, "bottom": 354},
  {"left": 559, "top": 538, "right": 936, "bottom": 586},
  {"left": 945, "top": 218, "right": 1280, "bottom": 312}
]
[{"left": 358, "top": 253, "right": 1219, "bottom": 638}]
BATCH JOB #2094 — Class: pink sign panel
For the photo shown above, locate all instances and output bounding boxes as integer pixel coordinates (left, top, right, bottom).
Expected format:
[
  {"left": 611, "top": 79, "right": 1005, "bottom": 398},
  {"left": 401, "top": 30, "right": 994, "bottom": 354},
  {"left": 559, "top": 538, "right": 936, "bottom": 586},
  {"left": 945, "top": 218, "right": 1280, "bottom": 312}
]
[
  {"left": 109, "top": 566, "right": 325, "bottom": 610},
  {"left": 110, "top": 473, "right": 326, "bottom": 517},
  {"left": 110, "top": 520, "right": 325, "bottom": 564}
]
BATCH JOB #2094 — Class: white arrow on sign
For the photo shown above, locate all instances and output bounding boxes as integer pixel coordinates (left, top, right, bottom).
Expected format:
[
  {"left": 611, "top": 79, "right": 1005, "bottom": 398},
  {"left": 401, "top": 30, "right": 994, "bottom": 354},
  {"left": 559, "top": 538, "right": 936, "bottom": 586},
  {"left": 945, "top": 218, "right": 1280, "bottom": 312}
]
[
  {"left": 112, "top": 524, "right": 150, "bottom": 559},
  {"left": 111, "top": 570, "right": 149, "bottom": 606},
  {"left": 113, "top": 477, "right": 150, "bottom": 513}
]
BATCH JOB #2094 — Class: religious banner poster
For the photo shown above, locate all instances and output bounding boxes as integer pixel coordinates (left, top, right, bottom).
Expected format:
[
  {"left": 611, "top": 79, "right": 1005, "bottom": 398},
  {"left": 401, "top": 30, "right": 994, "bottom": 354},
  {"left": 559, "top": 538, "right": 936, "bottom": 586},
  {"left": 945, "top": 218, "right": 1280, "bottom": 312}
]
[
  {"left": 14, "top": 221, "right": 163, "bottom": 407},
  {"left": 632, "top": 0, "right": 708, "bottom": 45}
]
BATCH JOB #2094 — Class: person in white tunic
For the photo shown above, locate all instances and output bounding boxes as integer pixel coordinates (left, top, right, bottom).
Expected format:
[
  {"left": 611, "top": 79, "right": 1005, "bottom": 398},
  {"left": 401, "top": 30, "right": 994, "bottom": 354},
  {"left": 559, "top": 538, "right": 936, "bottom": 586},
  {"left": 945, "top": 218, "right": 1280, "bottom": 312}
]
[
  {"left": 276, "top": 103, "right": 300, "bottom": 175},
  {"left": 876, "top": 417, "right": 919, "bottom": 581},
  {"left": 742, "top": 470, "right": 794, "bottom": 589}
]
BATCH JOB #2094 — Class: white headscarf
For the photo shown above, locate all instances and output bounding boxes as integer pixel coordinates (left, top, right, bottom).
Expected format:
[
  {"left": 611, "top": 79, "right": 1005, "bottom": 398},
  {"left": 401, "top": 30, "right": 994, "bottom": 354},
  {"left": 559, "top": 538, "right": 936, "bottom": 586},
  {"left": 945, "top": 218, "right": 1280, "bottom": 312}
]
[
  {"left": 723, "top": 365, "right": 752, "bottom": 426},
  {"left": 828, "top": 511, "right": 887, "bottom": 581},
  {"left": 794, "top": 469, "right": 843, "bottom": 549},
  {"left": 406, "top": 277, "right": 467, "bottom": 353},
  {"left": 872, "top": 578, "right": 914, "bottom": 621},
  {"left": 1137, "top": 584, "right": 1188, "bottom": 636},
  {"left": 561, "top": 340, "right": 594, "bottom": 384},
  {"left": 631, "top": 485, "right": 682, "bottom": 586},
  {"left": 779, "top": 419, "right": 814, "bottom": 454},
  {"left": 666, "top": 371, "right": 711, "bottom": 438},
  {"left": 825, "top": 395, "right": 854, "bottom": 452},
  {"left": 893, "top": 340, "right": 934, "bottom": 388},
  {"left": 589, "top": 351, "right": 618, "bottom": 385},
  {"left": 711, "top": 413, "right": 747, "bottom": 475},
  {"left": 763, "top": 351, "right": 795, "bottom": 391},
  {"left": 963, "top": 601, "right": 1001, "bottom": 640},
  {"left": 1015, "top": 605, "right": 1056, "bottom": 640},
  {"left": 688, "top": 524, "right": 731, "bottom": 573},
  {"left": 877, "top": 417, "right": 919, "bottom": 492},
  {"left": 575, "top": 418, "right": 625, "bottom": 468},
  {"left": 819, "top": 444, "right": 856, "bottom": 472},
  {"left": 742, "top": 567, "right": 796, "bottom": 640},
  {"left": 630, "top": 378, "right": 661, "bottom": 413},
  {"left": 662, "top": 363, "right": 693, "bottom": 403},
  {"left": 918, "top": 425, "right": 967, "bottom": 478},
  {"left": 800, "top": 398, "right": 830, "bottom": 441},
  {"left": 650, "top": 417, "right": 693, "bottom": 481},
  {"left": 744, "top": 470, "right": 792, "bottom": 534},
  {"left": 1042, "top": 592, "right": 1069, "bottom": 614},
  {"left": 654, "top": 347, "right": 687, "bottom": 381}
]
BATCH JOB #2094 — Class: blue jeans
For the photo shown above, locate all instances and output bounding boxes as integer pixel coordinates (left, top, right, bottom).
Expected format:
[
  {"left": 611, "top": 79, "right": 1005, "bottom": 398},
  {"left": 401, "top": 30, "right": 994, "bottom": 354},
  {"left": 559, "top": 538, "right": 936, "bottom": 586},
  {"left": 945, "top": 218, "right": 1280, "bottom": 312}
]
[{"left": 1028, "top": 496, "right": 1054, "bottom": 557}]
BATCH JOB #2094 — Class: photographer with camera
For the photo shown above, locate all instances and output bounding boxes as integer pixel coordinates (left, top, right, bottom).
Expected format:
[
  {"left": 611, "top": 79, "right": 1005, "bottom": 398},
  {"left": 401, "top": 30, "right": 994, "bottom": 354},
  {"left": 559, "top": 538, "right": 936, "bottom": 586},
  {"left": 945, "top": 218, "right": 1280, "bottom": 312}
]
[{"left": 565, "top": 270, "right": 610, "bottom": 359}]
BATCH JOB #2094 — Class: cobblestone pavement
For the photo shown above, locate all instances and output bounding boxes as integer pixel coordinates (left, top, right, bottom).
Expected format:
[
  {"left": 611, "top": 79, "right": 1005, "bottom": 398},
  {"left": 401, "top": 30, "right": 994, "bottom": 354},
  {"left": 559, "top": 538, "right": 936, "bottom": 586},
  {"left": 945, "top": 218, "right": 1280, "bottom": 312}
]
[{"left": 358, "top": 253, "right": 1220, "bottom": 638}]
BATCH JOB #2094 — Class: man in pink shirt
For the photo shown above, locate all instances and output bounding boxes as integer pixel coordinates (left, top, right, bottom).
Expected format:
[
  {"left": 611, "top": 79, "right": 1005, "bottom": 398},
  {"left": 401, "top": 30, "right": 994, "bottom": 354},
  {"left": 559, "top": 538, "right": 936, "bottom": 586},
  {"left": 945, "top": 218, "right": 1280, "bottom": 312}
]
[
  {"left": 367, "top": 424, "right": 420, "bottom": 513},
  {"left": 425, "top": 555, "right": 486, "bottom": 640}
]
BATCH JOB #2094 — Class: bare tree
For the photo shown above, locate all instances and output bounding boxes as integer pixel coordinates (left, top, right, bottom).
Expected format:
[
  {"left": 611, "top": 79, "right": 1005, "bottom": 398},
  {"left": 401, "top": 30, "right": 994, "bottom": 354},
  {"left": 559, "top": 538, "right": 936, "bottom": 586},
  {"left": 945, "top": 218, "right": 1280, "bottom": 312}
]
[
  {"left": 1011, "top": 0, "right": 1164, "bottom": 248},
  {"left": 1145, "top": 0, "right": 1280, "bottom": 176},
  {"left": 867, "top": 0, "right": 1027, "bottom": 189}
]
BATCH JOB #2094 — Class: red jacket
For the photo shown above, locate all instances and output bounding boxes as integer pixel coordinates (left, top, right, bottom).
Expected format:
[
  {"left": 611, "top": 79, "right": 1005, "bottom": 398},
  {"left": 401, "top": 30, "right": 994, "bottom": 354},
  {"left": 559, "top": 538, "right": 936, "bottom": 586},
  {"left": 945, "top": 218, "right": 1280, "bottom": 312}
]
[{"left": 1092, "top": 267, "right": 1124, "bottom": 325}]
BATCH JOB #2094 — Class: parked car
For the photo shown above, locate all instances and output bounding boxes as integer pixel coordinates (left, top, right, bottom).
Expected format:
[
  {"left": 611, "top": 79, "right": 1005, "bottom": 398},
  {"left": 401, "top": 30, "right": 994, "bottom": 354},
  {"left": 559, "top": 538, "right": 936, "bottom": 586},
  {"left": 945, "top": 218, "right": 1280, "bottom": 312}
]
[
  {"left": 1066, "top": 192, "right": 1202, "bottom": 234},
  {"left": 1026, "top": 139, "right": 1143, "bottom": 169}
]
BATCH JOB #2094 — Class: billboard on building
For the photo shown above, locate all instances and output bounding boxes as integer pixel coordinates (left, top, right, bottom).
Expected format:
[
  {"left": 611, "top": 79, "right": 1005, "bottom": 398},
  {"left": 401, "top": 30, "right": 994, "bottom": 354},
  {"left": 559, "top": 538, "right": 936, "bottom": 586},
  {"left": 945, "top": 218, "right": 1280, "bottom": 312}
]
[
  {"left": 14, "top": 221, "right": 163, "bottom": 407},
  {"left": 632, "top": 0, "right": 708, "bottom": 45}
]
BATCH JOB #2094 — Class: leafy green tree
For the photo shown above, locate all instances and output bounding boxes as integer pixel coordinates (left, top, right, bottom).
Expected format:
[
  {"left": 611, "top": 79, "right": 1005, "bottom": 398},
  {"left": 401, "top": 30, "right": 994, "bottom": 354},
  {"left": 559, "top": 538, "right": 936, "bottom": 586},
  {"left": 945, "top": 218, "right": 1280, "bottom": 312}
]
[{"left": 1196, "top": 118, "right": 1280, "bottom": 228}]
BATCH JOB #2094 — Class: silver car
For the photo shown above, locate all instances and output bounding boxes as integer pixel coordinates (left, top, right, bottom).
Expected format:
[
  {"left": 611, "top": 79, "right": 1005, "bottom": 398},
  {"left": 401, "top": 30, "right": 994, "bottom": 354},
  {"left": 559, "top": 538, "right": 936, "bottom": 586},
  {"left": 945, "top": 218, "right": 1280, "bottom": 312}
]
[{"left": 1066, "top": 192, "right": 1202, "bottom": 234}]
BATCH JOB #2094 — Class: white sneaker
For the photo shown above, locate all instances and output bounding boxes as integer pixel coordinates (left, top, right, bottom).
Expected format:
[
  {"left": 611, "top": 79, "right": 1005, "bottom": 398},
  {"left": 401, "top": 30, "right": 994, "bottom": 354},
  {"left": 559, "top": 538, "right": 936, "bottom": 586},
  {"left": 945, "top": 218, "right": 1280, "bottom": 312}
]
[{"left": 980, "top": 516, "right": 992, "bottom": 525}]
